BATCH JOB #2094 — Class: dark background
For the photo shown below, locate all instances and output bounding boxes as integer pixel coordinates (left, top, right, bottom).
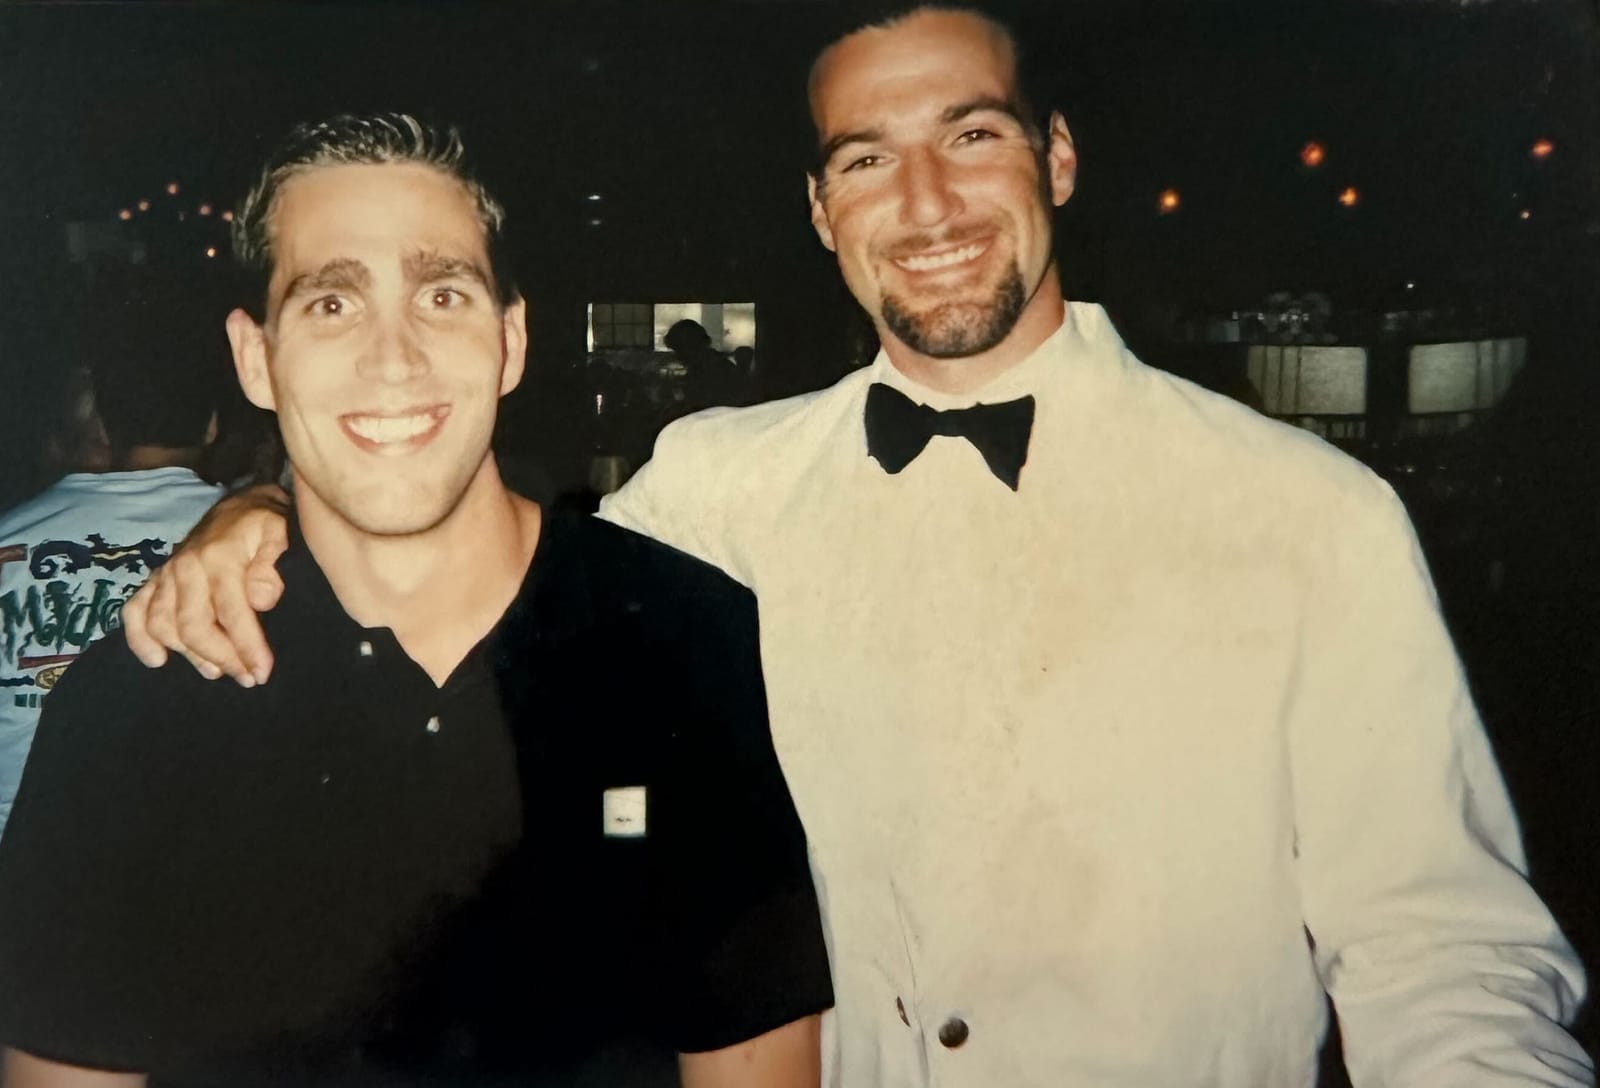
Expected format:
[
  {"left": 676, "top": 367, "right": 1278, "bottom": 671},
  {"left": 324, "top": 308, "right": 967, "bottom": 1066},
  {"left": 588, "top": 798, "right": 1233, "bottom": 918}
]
[{"left": 0, "top": 0, "right": 1597, "bottom": 1072}]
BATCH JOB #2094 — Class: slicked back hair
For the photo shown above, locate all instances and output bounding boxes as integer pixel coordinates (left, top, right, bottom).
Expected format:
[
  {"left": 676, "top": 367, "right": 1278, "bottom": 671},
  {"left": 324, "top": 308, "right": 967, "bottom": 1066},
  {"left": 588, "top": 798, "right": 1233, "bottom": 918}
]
[{"left": 232, "top": 112, "right": 518, "bottom": 319}]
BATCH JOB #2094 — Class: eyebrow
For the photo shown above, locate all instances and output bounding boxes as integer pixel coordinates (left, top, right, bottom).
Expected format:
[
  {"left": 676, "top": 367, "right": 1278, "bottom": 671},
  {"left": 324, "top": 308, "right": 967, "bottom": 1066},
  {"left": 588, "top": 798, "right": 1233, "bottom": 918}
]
[
  {"left": 940, "top": 95, "right": 1027, "bottom": 128},
  {"left": 279, "top": 257, "right": 371, "bottom": 305},
  {"left": 819, "top": 126, "right": 885, "bottom": 170},
  {"left": 817, "top": 96, "right": 1030, "bottom": 170},
  {"left": 403, "top": 250, "right": 492, "bottom": 291}
]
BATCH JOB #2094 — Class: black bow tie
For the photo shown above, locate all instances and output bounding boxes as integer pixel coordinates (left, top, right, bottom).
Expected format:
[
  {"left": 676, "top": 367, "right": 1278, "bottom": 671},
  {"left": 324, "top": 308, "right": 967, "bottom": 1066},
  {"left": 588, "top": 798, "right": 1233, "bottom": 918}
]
[{"left": 864, "top": 383, "right": 1035, "bottom": 491}]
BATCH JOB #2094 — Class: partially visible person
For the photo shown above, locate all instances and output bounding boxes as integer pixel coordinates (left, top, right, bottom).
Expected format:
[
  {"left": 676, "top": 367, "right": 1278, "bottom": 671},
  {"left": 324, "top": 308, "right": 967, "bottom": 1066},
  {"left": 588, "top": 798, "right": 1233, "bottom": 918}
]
[
  {"left": 731, "top": 344, "right": 757, "bottom": 405},
  {"left": 0, "top": 113, "right": 827, "bottom": 1087},
  {"left": 667, "top": 318, "right": 742, "bottom": 412},
  {"left": 40, "top": 363, "right": 113, "bottom": 480},
  {"left": 0, "top": 274, "right": 224, "bottom": 838}
]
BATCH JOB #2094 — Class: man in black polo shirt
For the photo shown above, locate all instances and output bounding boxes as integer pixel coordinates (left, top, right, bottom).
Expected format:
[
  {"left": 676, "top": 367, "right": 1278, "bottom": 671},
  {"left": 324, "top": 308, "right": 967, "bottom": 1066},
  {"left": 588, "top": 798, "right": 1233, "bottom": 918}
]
[{"left": 0, "top": 113, "right": 830, "bottom": 1087}]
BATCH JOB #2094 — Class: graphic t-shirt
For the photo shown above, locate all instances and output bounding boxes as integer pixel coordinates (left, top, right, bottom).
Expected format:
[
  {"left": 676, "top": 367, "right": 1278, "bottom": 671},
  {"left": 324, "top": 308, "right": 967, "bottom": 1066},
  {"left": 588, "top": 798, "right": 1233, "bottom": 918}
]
[{"left": 0, "top": 468, "right": 222, "bottom": 836}]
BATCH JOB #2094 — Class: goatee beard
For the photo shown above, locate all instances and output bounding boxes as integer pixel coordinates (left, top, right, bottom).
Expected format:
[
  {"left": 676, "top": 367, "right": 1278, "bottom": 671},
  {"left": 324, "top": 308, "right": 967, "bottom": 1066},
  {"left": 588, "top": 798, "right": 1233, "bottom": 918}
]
[{"left": 879, "top": 263, "right": 1027, "bottom": 358}]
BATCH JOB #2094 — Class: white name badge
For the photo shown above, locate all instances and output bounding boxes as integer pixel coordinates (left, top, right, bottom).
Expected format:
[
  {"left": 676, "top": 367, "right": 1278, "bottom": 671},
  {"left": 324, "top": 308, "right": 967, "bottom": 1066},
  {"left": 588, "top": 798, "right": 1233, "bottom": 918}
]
[{"left": 602, "top": 786, "right": 648, "bottom": 838}]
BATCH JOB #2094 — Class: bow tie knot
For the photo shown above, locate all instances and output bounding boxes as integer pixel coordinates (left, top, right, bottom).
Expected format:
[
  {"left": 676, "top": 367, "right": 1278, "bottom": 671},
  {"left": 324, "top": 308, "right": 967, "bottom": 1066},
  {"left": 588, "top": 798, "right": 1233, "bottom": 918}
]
[{"left": 864, "top": 382, "right": 1035, "bottom": 491}]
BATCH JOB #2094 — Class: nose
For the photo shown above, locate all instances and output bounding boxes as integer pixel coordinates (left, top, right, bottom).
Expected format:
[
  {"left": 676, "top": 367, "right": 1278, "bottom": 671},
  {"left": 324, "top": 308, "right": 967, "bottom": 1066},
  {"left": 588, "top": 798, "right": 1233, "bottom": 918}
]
[
  {"left": 897, "top": 148, "right": 963, "bottom": 228},
  {"left": 358, "top": 311, "right": 429, "bottom": 384}
]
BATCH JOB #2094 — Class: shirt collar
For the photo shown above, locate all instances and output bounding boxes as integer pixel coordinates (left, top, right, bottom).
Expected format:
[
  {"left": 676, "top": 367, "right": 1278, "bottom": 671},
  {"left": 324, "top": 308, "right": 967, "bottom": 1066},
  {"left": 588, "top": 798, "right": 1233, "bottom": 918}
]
[
  {"left": 272, "top": 507, "right": 595, "bottom": 659},
  {"left": 488, "top": 508, "right": 596, "bottom": 664},
  {"left": 867, "top": 300, "right": 1095, "bottom": 411},
  {"left": 274, "top": 514, "right": 359, "bottom": 635}
]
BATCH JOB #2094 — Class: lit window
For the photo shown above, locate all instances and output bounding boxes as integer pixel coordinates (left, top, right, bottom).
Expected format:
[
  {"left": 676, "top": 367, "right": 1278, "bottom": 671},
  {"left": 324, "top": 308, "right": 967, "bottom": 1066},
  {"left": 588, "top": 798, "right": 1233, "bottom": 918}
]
[{"left": 589, "top": 303, "right": 655, "bottom": 349}]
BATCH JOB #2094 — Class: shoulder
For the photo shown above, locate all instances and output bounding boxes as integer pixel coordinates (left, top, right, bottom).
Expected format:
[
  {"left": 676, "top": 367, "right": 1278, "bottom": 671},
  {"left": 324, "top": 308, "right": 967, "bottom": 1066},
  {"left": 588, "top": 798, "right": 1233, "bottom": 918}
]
[
  {"left": 34, "top": 631, "right": 222, "bottom": 744},
  {"left": 0, "top": 478, "right": 79, "bottom": 538},
  {"left": 1108, "top": 349, "right": 1389, "bottom": 511},
  {"left": 649, "top": 370, "right": 871, "bottom": 470},
  {"left": 597, "top": 370, "right": 871, "bottom": 571},
  {"left": 560, "top": 513, "right": 756, "bottom": 617}
]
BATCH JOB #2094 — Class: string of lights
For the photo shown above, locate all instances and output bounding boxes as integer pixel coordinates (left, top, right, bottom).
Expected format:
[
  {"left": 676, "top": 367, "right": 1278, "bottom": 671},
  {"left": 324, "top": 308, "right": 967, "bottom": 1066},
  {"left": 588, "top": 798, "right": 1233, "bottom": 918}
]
[{"left": 1146, "top": 137, "right": 1553, "bottom": 216}]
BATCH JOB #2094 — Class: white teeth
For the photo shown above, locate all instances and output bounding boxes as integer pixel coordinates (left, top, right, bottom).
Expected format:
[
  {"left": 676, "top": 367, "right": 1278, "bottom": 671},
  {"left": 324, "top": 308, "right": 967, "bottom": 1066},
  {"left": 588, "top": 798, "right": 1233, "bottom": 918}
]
[
  {"left": 346, "top": 412, "right": 437, "bottom": 444},
  {"left": 895, "top": 243, "right": 985, "bottom": 272}
]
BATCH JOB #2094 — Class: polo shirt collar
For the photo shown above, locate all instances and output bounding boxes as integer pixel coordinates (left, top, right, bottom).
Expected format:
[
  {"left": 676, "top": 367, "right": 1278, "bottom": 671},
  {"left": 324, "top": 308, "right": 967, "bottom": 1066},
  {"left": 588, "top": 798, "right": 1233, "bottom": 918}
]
[
  {"left": 487, "top": 509, "right": 597, "bottom": 666},
  {"left": 273, "top": 507, "right": 599, "bottom": 668}
]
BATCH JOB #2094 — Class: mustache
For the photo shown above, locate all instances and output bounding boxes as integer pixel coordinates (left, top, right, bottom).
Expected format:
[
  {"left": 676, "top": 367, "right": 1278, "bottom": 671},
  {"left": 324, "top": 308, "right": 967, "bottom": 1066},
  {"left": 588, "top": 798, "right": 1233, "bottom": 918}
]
[{"left": 879, "top": 223, "right": 996, "bottom": 261}]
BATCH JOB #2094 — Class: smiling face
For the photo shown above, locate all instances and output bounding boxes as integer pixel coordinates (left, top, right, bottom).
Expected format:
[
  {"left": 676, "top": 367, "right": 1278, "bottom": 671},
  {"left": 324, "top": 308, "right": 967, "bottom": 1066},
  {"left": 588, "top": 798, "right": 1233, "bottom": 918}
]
[
  {"left": 226, "top": 161, "right": 526, "bottom": 539},
  {"left": 807, "top": 8, "right": 1077, "bottom": 390}
]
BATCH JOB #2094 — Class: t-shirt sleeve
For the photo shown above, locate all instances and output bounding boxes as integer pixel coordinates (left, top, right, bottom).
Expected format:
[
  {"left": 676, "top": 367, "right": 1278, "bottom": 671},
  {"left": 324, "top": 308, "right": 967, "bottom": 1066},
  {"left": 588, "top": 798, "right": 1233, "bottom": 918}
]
[
  {"left": 650, "top": 574, "right": 833, "bottom": 1053},
  {"left": 0, "top": 640, "right": 175, "bottom": 1072}
]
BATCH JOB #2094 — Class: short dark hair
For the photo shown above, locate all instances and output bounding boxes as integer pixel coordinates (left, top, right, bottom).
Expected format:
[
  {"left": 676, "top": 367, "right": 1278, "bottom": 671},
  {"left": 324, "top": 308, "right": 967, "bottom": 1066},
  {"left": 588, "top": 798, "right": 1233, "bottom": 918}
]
[
  {"left": 664, "top": 319, "right": 712, "bottom": 355},
  {"left": 232, "top": 112, "right": 518, "bottom": 318},
  {"left": 804, "top": 2, "right": 1052, "bottom": 178},
  {"left": 84, "top": 272, "right": 225, "bottom": 452}
]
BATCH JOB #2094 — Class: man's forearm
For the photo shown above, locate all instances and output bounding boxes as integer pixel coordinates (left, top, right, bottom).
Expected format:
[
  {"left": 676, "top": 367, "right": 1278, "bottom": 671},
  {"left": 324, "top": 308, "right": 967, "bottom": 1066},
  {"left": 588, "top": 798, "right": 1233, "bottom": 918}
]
[{"left": 2, "top": 1049, "right": 146, "bottom": 1088}]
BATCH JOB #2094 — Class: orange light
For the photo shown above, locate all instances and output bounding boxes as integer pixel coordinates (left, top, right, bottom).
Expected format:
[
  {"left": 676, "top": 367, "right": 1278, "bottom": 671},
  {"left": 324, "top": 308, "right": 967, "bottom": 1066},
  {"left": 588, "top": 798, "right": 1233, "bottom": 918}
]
[
  {"left": 220, "top": 210, "right": 234, "bottom": 222},
  {"left": 137, "top": 199, "right": 151, "bottom": 212},
  {"left": 1299, "top": 140, "right": 1326, "bottom": 168},
  {"left": 117, "top": 209, "right": 132, "bottom": 221},
  {"left": 1530, "top": 138, "right": 1555, "bottom": 160},
  {"left": 166, "top": 181, "right": 180, "bottom": 196},
  {"left": 205, "top": 246, "right": 217, "bottom": 258},
  {"left": 1337, "top": 186, "right": 1360, "bottom": 207},
  {"left": 198, "top": 203, "right": 212, "bottom": 216},
  {"left": 1157, "top": 188, "right": 1181, "bottom": 213}
]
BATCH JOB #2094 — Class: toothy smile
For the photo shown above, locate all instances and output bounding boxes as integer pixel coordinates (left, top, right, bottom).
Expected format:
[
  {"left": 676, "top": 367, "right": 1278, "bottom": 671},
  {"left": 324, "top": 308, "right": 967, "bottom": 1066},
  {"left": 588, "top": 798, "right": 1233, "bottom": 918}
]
[
  {"left": 893, "top": 242, "right": 988, "bottom": 273},
  {"left": 342, "top": 408, "right": 449, "bottom": 447}
]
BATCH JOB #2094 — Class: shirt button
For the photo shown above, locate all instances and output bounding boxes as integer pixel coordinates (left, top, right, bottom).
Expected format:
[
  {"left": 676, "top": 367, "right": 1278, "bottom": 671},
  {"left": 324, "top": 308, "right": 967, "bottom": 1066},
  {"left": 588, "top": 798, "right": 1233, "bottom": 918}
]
[
  {"left": 895, "top": 997, "right": 909, "bottom": 1026},
  {"left": 425, "top": 716, "right": 441, "bottom": 734},
  {"left": 357, "top": 640, "right": 373, "bottom": 657},
  {"left": 937, "top": 1017, "right": 969, "bottom": 1049}
]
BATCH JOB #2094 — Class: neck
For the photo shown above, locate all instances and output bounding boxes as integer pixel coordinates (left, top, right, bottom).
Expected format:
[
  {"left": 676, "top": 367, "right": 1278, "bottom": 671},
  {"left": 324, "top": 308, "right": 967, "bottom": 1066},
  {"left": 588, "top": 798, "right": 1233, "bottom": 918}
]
[
  {"left": 880, "top": 265, "right": 1066, "bottom": 396},
  {"left": 116, "top": 444, "right": 205, "bottom": 471},
  {"left": 297, "top": 458, "right": 541, "bottom": 686}
]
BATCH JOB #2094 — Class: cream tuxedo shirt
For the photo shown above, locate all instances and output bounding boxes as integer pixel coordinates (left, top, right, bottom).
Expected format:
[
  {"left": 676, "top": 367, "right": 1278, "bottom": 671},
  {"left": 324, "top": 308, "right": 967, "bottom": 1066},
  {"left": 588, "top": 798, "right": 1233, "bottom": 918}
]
[{"left": 599, "top": 302, "right": 1590, "bottom": 1087}]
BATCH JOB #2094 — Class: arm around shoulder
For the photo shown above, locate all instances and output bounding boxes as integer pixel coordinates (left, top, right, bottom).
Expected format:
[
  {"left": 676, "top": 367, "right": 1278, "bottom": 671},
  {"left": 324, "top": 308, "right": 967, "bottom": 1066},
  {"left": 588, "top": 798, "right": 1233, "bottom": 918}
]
[{"left": 121, "top": 482, "right": 290, "bottom": 685}]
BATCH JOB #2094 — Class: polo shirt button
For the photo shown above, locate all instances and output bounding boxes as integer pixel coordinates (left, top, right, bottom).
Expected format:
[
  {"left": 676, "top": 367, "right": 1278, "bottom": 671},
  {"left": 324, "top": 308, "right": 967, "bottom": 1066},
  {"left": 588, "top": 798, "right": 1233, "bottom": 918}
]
[
  {"left": 895, "top": 997, "right": 909, "bottom": 1026},
  {"left": 425, "top": 716, "right": 441, "bottom": 734},
  {"left": 357, "top": 640, "right": 373, "bottom": 657},
  {"left": 937, "top": 1017, "right": 969, "bottom": 1049}
]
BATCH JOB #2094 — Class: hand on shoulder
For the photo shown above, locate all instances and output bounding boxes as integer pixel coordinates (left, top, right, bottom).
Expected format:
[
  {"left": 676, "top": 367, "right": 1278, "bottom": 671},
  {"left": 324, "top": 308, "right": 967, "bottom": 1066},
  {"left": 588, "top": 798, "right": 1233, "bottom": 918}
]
[{"left": 121, "top": 483, "right": 291, "bottom": 687}]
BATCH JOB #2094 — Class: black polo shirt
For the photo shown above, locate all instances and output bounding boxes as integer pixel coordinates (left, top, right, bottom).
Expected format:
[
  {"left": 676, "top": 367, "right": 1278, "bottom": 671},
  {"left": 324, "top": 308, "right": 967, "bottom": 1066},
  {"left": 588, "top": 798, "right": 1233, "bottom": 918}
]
[{"left": 0, "top": 510, "right": 831, "bottom": 1084}]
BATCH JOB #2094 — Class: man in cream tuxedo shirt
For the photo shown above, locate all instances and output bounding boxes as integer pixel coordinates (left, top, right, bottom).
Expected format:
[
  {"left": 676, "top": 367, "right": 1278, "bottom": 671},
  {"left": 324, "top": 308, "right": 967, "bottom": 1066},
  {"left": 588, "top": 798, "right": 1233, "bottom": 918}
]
[{"left": 123, "top": 4, "right": 1591, "bottom": 1085}]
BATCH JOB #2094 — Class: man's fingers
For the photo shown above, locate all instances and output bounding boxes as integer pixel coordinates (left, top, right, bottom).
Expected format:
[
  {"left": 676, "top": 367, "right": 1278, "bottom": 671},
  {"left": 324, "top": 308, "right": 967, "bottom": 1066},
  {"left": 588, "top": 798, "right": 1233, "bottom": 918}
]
[
  {"left": 177, "top": 647, "right": 225, "bottom": 683},
  {"left": 216, "top": 566, "right": 279, "bottom": 687},
  {"left": 169, "top": 552, "right": 252, "bottom": 685},
  {"left": 119, "top": 579, "right": 169, "bottom": 669},
  {"left": 137, "top": 571, "right": 184, "bottom": 665},
  {"left": 243, "top": 535, "right": 288, "bottom": 613}
]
